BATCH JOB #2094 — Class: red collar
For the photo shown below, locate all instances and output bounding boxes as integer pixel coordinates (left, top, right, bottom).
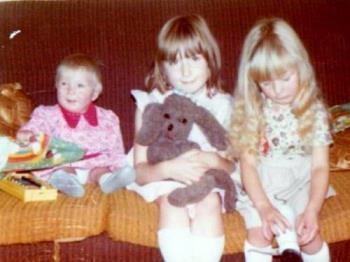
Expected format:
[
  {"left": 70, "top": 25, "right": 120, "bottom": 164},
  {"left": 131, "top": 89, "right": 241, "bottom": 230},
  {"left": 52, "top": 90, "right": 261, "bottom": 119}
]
[{"left": 59, "top": 104, "right": 98, "bottom": 128}]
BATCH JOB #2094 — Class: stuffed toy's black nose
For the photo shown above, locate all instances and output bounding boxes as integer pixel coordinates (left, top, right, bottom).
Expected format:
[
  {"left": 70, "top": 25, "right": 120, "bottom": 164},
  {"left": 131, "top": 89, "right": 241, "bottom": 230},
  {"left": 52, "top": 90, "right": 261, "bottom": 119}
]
[{"left": 167, "top": 124, "right": 173, "bottom": 131}]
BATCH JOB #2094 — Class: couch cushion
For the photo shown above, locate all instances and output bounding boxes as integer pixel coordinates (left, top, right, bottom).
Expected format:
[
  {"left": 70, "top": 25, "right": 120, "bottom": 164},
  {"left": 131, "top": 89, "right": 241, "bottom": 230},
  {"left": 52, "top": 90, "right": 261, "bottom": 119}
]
[
  {"left": 107, "top": 171, "right": 350, "bottom": 254},
  {"left": 0, "top": 184, "right": 107, "bottom": 245}
]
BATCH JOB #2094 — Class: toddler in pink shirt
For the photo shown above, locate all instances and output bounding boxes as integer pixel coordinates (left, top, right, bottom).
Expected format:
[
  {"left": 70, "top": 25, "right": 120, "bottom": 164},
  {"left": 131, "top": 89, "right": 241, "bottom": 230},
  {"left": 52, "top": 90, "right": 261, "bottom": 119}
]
[{"left": 16, "top": 53, "right": 135, "bottom": 197}]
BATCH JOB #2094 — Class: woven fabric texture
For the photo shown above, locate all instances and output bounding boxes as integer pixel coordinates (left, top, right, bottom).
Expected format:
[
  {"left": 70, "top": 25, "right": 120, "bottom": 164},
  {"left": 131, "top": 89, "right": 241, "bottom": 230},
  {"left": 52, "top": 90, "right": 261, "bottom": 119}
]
[
  {"left": 0, "top": 185, "right": 108, "bottom": 245},
  {"left": 107, "top": 171, "right": 350, "bottom": 254}
]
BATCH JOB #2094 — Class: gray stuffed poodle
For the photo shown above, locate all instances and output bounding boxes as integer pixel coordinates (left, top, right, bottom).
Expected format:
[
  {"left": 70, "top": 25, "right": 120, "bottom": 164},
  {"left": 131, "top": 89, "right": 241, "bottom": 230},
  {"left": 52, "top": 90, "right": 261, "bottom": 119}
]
[{"left": 136, "top": 93, "right": 236, "bottom": 212}]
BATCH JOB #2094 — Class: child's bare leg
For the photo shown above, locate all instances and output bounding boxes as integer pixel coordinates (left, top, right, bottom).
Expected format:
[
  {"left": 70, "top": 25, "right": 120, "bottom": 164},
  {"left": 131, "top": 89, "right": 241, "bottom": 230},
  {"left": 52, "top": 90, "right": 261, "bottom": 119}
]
[
  {"left": 157, "top": 195, "right": 192, "bottom": 262},
  {"left": 301, "top": 233, "right": 330, "bottom": 262},
  {"left": 191, "top": 193, "right": 224, "bottom": 262}
]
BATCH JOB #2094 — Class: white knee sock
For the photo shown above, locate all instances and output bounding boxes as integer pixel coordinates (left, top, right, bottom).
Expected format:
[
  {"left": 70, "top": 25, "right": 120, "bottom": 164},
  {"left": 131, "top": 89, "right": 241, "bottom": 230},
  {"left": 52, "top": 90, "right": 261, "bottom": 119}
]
[
  {"left": 302, "top": 242, "right": 330, "bottom": 262},
  {"left": 275, "top": 205, "right": 300, "bottom": 253},
  {"left": 191, "top": 234, "right": 225, "bottom": 262},
  {"left": 158, "top": 227, "right": 192, "bottom": 262},
  {"left": 244, "top": 240, "right": 273, "bottom": 262}
]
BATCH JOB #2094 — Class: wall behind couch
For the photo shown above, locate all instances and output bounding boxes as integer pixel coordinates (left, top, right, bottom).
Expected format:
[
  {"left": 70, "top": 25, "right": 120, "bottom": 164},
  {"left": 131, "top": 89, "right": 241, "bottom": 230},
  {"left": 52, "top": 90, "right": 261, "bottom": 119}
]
[{"left": 0, "top": 0, "right": 349, "bottom": 149}]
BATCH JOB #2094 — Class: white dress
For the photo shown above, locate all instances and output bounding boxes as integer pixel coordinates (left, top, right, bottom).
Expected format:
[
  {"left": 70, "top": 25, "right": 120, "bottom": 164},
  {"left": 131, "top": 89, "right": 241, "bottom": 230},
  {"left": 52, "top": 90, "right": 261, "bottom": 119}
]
[
  {"left": 127, "top": 88, "right": 234, "bottom": 213},
  {"left": 235, "top": 98, "right": 335, "bottom": 228}
]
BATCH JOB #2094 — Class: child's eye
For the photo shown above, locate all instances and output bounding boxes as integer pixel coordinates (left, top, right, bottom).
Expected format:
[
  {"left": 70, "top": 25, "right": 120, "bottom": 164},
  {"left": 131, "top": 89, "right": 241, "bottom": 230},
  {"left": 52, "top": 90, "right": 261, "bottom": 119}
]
[
  {"left": 191, "top": 55, "right": 199, "bottom": 61},
  {"left": 179, "top": 118, "right": 187, "bottom": 124},
  {"left": 282, "top": 76, "right": 291, "bottom": 81},
  {"left": 77, "top": 83, "right": 85, "bottom": 88},
  {"left": 60, "top": 81, "right": 67, "bottom": 86},
  {"left": 260, "top": 81, "right": 271, "bottom": 88},
  {"left": 168, "top": 59, "right": 179, "bottom": 65}
]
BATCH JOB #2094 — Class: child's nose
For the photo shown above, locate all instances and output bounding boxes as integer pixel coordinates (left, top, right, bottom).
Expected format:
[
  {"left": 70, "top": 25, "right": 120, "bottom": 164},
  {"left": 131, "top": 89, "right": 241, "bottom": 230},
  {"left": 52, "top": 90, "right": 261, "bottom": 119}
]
[
  {"left": 272, "top": 83, "right": 282, "bottom": 96},
  {"left": 180, "top": 60, "right": 191, "bottom": 77},
  {"left": 66, "top": 84, "right": 75, "bottom": 94}
]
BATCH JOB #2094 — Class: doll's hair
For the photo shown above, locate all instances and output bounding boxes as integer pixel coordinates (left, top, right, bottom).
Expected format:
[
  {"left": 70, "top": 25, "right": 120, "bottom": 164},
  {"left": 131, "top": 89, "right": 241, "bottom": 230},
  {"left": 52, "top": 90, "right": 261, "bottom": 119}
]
[
  {"left": 55, "top": 53, "right": 103, "bottom": 95},
  {"left": 145, "top": 14, "right": 222, "bottom": 94},
  {"left": 229, "top": 17, "right": 325, "bottom": 156}
]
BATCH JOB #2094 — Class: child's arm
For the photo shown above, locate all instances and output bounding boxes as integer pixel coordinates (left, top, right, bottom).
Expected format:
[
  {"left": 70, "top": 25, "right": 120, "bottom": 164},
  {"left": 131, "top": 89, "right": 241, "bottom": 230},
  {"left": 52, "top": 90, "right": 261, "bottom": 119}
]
[
  {"left": 16, "top": 106, "right": 53, "bottom": 146},
  {"left": 134, "top": 108, "right": 211, "bottom": 186},
  {"left": 297, "top": 145, "right": 330, "bottom": 245},
  {"left": 240, "top": 150, "right": 290, "bottom": 240}
]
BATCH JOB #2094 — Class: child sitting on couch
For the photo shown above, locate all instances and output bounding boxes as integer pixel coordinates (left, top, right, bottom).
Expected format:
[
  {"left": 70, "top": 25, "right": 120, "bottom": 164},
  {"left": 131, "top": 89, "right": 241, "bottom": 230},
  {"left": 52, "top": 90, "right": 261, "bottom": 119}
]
[{"left": 16, "top": 53, "right": 135, "bottom": 197}]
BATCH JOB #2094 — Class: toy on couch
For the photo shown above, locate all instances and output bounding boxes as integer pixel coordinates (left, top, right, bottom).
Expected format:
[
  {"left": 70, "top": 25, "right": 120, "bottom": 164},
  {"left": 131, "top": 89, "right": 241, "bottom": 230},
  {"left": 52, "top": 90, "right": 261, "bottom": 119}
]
[
  {"left": 1, "top": 133, "right": 85, "bottom": 173},
  {"left": 0, "top": 133, "right": 85, "bottom": 201},
  {"left": 136, "top": 93, "right": 236, "bottom": 212},
  {"left": 0, "top": 82, "right": 35, "bottom": 138},
  {"left": 329, "top": 102, "right": 350, "bottom": 170}
]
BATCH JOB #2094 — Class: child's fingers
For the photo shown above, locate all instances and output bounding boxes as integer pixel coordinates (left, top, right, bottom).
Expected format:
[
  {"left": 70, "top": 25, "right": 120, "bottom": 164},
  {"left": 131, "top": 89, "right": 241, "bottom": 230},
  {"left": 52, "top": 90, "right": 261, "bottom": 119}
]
[
  {"left": 273, "top": 213, "right": 290, "bottom": 234},
  {"left": 297, "top": 220, "right": 304, "bottom": 236},
  {"left": 262, "top": 223, "right": 273, "bottom": 240}
]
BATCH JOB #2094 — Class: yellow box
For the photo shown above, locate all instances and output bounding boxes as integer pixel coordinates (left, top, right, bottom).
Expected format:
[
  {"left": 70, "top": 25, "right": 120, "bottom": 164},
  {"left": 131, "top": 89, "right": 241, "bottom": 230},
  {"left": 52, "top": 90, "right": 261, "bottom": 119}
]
[{"left": 0, "top": 172, "right": 57, "bottom": 202}]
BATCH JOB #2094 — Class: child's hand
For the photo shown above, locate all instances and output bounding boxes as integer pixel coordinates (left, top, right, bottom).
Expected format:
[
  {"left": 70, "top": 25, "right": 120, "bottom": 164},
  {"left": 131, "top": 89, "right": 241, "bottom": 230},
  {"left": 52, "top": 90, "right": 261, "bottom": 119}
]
[
  {"left": 258, "top": 205, "right": 291, "bottom": 241},
  {"left": 296, "top": 208, "right": 319, "bottom": 245},
  {"left": 168, "top": 149, "right": 209, "bottom": 185},
  {"left": 16, "top": 130, "right": 35, "bottom": 147}
]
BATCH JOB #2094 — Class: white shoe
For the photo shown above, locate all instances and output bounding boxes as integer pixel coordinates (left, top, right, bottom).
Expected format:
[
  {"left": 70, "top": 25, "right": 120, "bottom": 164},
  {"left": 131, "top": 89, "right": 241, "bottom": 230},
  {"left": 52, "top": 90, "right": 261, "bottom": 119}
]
[
  {"left": 99, "top": 165, "right": 136, "bottom": 194},
  {"left": 49, "top": 170, "right": 85, "bottom": 198}
]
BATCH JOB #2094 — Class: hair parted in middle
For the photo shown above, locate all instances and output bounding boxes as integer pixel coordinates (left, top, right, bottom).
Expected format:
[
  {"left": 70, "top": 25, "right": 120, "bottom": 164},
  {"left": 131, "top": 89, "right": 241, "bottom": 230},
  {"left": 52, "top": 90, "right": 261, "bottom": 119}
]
[
  {"left": 145, "top": 14, "right": 223, "bottom": 94},
  {"left": 229, "top": 17, "right": 325, "bottom": 157}
]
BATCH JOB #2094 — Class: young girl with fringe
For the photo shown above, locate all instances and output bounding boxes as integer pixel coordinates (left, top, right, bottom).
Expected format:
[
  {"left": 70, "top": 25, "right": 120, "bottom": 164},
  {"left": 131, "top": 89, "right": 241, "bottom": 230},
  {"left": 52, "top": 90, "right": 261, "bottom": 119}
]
[
  {"left": 229, "top": 17, "right": 335, "bottom": 262},
  {"left": 127, "top": 14, "right": 235, "bottom": 262}
]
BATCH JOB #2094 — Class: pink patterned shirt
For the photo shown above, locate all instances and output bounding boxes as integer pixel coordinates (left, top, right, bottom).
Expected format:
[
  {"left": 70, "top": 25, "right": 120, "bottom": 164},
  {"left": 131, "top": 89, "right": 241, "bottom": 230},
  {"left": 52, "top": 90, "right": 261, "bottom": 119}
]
[{"left": 20, "top": 104, "right": 126, "bottom": 175}]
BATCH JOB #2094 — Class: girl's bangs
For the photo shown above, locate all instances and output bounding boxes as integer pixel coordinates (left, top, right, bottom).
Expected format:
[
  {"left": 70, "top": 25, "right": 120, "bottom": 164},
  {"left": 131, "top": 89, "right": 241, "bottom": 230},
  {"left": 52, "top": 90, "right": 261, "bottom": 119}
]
[
  {"left": 249, "top": 46, "right": 296, "bottom": 83},
  {"left": 159, "top": 34, "right": 204, "bottom": 62}
]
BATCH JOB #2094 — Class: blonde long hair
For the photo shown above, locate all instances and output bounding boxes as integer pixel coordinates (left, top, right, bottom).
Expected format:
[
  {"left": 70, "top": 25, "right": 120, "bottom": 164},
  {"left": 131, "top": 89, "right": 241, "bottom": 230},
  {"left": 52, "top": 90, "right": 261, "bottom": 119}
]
[
  {"left": 146, "top": 14, "right": 223, "bottom": 94},
  {"left": 229, "top": 17, "right": 324, "bottom": 156}
]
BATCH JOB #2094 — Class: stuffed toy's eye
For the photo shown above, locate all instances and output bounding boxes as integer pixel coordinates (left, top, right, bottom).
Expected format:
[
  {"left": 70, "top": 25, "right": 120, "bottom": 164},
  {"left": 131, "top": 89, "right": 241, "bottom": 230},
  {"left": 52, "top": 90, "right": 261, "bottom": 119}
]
[
  {"left": 180, "top": 118, "right": 187, "bottom": 124},
  {"left": 164, "top": 113, "right": 170, "bottom": 119}
]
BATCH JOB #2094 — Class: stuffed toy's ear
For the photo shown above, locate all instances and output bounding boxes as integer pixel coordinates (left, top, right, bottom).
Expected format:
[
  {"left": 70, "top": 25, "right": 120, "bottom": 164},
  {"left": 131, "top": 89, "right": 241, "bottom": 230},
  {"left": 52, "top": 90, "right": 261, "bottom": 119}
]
[
  {"left": 193, "top": 106, "right": 227, "bottom": 151},
  {"left": 136, "top": 103, "right": 163, "bottom": 146}
]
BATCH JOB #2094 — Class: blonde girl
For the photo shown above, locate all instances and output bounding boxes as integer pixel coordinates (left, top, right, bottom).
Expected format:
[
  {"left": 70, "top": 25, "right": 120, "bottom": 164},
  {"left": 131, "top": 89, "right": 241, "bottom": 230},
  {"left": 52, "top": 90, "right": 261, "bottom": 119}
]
[
  {"left": 229, "top": 18, "right": 334, "bottom": 262},
  {"left": 127, "top": 14, "right": 235, "bottom": 262}
]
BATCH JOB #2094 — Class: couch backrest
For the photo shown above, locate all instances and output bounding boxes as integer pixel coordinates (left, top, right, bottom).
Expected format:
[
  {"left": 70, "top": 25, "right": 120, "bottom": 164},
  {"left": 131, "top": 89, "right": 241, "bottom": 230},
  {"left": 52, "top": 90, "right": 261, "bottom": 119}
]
[{"left": 1, "top": 0, "right": 349, "bottom": 149}]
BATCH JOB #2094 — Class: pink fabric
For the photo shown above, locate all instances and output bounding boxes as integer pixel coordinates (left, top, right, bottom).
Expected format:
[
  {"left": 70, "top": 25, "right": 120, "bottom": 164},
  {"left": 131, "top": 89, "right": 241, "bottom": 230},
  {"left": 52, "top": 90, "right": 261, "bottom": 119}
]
[{"left": 20, "top": 104, "right": 126, "bottom": 180}]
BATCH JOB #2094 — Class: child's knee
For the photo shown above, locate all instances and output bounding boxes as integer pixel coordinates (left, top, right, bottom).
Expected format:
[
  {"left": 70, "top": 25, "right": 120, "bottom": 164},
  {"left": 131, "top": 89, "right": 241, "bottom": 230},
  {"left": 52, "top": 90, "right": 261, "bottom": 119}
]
[
  {"left": 301, "top": 233, "right": 324, "bottom": 254},
  {"left": 247, "top": 227, "right": 272, "bottom": 247}
]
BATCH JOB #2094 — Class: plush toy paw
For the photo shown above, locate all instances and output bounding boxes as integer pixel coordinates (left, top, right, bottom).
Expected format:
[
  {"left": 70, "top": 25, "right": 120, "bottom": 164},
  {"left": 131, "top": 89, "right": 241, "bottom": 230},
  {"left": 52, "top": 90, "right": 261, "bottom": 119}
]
[{"left": 168, "top": 175, "right": 216, "bottom": 207}]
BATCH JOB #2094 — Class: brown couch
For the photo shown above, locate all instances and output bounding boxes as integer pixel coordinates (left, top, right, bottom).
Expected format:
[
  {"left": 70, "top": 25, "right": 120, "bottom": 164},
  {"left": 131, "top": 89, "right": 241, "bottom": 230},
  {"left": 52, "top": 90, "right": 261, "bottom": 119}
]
[{"left": 1, "top": 0, "right": 350, "bottom": 261}]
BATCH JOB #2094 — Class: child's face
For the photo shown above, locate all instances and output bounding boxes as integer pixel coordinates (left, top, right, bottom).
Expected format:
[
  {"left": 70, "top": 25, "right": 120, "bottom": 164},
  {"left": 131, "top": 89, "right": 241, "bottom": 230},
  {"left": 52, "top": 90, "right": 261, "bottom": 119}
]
[
  {"left": 56, "top": 68, "right": 100, "bottom": 113},
  {"left": 258, "top": 70, "right": 299, "bottom": 105},
  {"left": 163, "top": 52, "right": 210, "bottom": 94}
]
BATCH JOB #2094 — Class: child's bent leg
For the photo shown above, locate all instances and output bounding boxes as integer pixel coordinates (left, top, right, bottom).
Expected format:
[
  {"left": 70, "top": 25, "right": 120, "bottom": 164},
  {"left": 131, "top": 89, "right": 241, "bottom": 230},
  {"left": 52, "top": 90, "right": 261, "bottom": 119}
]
[
  {"left": 245, "top": 227, "right": 273, "bottom": 262},
  {"left": 191, "top": 193, "right": 225, "bottom": 262},
  {"left": 99, "top": 165, "right": 136, "bottom": 194},
  {"left": 301, "top": 234, "right": 330, "bottom": 262},
  {"left": 48, "top": 169, "right": 85, "bottom": 197},
  {"left": 275, "top": 205, "right": 302, "bottom": 261},
  {"left": 157, "top": 195, "right": 192, "bottom": 262}
]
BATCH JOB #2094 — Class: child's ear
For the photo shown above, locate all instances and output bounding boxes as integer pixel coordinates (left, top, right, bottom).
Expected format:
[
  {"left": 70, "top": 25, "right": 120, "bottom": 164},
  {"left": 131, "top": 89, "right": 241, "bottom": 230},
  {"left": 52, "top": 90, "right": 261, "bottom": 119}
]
[{"left": 92, "top": 83, "right": 102, "bottom": 101}]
